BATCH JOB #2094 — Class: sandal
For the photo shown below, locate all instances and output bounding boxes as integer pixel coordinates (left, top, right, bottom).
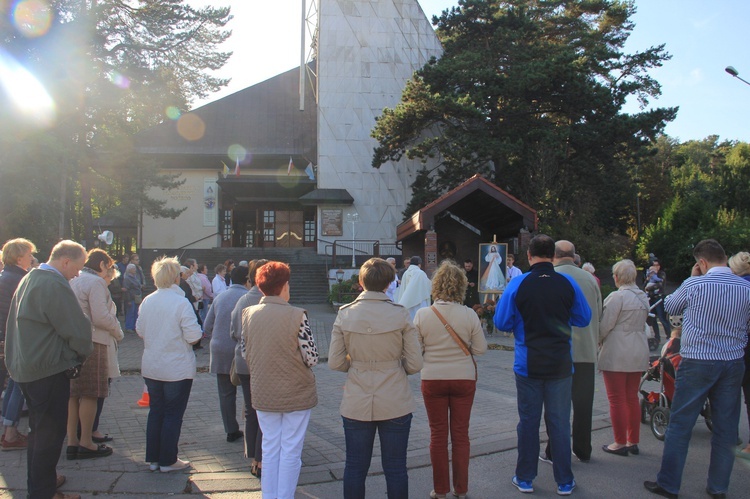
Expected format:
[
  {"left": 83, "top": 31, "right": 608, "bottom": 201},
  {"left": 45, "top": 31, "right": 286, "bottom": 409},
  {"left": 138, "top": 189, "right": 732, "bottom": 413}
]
[
  {"left": 250, "top": 460, "right": 262, "bottom": 478},
  {"left": 92, "top": 434, "right": 113, "bottom": 443}
]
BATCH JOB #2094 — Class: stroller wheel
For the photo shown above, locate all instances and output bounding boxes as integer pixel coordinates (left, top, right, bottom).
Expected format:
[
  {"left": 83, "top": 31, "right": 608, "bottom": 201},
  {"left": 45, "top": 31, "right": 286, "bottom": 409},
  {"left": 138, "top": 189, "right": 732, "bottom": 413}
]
[
  {"left": 651, "top": 406, "right": 670, "bottom": 441},
  {"left": 648, "top": 338, "right": 659, "bottom": 352},
  {"left": 640, "top": 399, "right": 651, "bottom": 425}
]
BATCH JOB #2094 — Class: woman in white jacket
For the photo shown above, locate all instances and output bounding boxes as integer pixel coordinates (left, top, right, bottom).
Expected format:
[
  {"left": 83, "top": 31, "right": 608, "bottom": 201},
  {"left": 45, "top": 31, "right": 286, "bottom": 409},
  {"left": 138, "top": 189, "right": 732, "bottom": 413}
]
[{"left": 137, "top": 256, "right": 203, "bottom": 472}]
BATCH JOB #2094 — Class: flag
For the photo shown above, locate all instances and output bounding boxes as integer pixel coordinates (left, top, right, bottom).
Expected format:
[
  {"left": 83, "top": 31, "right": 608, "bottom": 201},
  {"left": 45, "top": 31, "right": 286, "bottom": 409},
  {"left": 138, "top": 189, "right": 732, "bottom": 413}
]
[
  {"left": 221, "top": 162, "right": 230, "bottom": 178},
  {"left": 287, "top": 156, "right": 294, "bottom": 175},
  {"left": 304, "top": 162, "right": 315, "bottom": 181},
  {"left": 234, "top": 157, "right": 240, "bottom": 177}
]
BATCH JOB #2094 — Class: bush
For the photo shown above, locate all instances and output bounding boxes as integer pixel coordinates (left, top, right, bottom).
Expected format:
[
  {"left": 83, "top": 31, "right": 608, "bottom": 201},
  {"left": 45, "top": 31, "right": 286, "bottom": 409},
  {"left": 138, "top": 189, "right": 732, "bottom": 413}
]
[
  {"left": 637, "top": 196, "right": 750, "bottom": 280},
  {"left": 328, "top": 275, "right": 362, "bottom": 304}
]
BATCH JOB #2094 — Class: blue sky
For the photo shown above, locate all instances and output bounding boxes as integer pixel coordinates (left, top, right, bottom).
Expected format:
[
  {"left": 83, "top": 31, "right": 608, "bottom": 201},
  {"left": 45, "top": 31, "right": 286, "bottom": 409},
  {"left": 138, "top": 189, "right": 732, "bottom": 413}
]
[{"left": 192, "top": 0, "right": 750, "bottom": 143}]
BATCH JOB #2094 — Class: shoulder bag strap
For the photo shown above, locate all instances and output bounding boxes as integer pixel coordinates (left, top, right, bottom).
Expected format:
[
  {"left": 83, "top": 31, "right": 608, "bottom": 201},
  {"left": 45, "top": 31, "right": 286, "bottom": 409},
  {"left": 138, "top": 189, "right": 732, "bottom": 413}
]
[{"left": 431, "top": 305, "right": 477, "bottom": 380}]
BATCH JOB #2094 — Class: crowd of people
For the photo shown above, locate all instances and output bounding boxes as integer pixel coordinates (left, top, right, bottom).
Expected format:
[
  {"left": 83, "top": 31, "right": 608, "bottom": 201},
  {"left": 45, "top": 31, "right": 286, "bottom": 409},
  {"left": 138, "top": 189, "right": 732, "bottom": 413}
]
[{"left": 1, "top": 235, "right": 750, "bottom": 499}]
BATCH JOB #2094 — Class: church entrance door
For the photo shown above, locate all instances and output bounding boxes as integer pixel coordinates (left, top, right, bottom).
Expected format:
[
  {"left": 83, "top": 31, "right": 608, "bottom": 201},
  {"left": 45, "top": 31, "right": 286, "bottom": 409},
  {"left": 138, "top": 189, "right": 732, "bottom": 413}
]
[{"left": 275, "top": 211, "right": 304, "bottom": 247}]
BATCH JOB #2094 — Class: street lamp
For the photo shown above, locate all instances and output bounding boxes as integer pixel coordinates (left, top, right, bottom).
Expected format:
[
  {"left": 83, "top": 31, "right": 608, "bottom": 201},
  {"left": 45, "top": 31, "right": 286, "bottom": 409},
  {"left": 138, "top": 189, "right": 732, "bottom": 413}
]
[
  {"left": 346, "top": 212, "right": 359, "bottom": 268},
  {"left": 335, "top": 268, "right": 345, "bottom": 302},
  {"left": 725, "top": 66, "right": 750, "bottom": 87}
]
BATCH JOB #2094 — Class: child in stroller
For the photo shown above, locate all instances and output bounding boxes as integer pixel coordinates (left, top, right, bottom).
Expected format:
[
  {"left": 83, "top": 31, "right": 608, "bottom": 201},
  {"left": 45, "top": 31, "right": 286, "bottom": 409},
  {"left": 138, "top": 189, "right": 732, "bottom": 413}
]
[{"left": 639, "top": 315, "right": 712, "bottom": 440}]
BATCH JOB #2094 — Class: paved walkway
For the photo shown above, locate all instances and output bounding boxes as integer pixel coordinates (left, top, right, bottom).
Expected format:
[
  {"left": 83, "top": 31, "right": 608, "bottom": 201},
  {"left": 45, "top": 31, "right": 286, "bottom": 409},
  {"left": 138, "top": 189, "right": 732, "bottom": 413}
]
[{"left": 0, "top": 303, "right": 748, "bottom": 498}]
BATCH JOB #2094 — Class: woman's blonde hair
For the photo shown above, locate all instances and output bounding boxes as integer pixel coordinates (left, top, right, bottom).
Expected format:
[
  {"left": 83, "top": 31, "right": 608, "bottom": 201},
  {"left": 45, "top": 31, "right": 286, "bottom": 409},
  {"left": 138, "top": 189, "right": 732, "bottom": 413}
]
[
  {"left": 612, "top": 259, "right": 637, "bottom": 286},
  {"left": 1, "top": 238, "right": 36, "bottom": 266},
  {"left": 728, "top": 252, "right": 750, "bottom": 277},
  {"left": 152, "top": 256, "right": 180, "bottom": 289},
  {"left": 431, "top": 260, "right": 468, "bottom": 303}
]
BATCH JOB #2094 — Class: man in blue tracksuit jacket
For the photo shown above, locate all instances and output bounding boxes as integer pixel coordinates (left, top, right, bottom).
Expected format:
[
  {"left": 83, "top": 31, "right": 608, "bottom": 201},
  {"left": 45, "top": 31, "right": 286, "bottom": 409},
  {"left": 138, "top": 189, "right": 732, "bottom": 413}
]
[{"left": 494, "top": 234, "right": 591, "bottom": 496}]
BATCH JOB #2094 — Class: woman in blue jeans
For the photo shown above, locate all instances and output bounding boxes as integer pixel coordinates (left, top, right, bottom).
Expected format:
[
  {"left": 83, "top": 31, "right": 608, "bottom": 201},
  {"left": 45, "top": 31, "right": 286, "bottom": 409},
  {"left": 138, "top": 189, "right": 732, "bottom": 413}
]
[
  {"left": 136, "top": 256, "right": 202, "bottom": 472},
  {"left": 0, "top": 237, "right": 37, "bottom": 450},
  {"left": 329, "top": 258, "right": 423, "bottom": 498}
]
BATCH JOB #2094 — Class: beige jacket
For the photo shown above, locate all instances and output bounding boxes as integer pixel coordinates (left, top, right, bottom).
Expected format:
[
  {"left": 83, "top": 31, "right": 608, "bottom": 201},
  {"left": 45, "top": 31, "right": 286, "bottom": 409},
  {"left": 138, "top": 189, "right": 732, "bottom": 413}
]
[
  {"left": 329, "top": 291, "right": 423, "bottom": 421},
  {"left": 414, "top": 301, "right": 487, "bottom": 380},
  {"left": 598, "top": 284, "right": 650, "bottom": 372},
  {"left": 71, "top": 270, "right": 124, "bottom": 347}
]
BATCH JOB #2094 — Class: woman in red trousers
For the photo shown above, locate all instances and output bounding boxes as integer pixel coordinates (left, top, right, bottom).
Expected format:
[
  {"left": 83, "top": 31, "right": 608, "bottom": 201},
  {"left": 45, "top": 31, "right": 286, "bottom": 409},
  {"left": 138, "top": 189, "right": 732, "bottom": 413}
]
[
  {"left": 414, "top": 261, "right": 488, "bottom": 498},
  {"left": 599, "top": 259, "right": 650, "bottom": 456}
]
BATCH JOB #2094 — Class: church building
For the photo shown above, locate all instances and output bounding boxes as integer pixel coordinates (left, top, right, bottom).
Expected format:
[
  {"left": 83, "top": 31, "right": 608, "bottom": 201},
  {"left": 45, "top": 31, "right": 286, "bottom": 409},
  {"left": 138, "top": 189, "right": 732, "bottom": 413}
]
[{"left": 135, "top": 0, "right": 443, "bottom": 254}]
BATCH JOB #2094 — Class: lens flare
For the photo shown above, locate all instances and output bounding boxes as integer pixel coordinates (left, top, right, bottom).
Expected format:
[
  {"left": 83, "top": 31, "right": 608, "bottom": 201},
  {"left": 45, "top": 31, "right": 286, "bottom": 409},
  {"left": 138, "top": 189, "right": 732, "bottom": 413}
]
[
  {"left": 277, "top": 165, "right": 302, "bottom": 189},
  {"left": 106, "top": 70, "right": 130, "bottom": 89},
  {"left": 227, "top": 144, "right": 247, "bottom": 162},
  {"left": 165, "top": 106, "right": 181, "bottom": 120},
  {"left": 0, "top": 48, "right": 56, "bottom": 127},
  {"left": 176, "top": 113, "right": 205, "bottom": 141},
  {"left": 12, "top": 0, "right": 53, "bottom": 38}
]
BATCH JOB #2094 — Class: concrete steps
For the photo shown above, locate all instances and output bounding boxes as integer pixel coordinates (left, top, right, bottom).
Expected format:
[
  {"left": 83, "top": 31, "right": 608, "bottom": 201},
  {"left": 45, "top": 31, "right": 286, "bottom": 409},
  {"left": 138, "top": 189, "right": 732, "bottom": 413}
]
[{"left": 140, "top": 247, "right": 330, "bottom": 303}]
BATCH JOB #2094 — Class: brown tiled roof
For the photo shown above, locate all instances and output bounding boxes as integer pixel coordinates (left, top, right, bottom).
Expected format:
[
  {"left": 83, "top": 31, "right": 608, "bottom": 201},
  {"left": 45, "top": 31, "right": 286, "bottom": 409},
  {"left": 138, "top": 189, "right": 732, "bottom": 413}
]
[{"left": 397, "top": 174, "right": 538, "bottom": 241}]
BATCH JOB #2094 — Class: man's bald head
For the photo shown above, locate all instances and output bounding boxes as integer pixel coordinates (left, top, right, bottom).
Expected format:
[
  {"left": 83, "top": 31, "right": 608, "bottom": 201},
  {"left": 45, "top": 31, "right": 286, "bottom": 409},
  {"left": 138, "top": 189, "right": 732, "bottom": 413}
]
[{"left": 554, "top": 240, "right": 576, "bottom": 262}]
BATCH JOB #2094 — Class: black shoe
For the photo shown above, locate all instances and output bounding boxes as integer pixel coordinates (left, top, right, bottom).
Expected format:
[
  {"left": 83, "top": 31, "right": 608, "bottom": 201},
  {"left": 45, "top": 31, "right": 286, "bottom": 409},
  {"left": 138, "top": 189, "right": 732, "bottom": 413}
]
[
  {"left": 601, "top": 444, "right": 628, "bottom": 456},
  {"left": 644, "top": 481, "right": 678, "bottom": 498},
  {"left": 66, "top": 446, "right": 78, "bottom": 460},
  {"left": 627, "top": 444, "right": 639, "bottom": 455},
  {"left": 706, "top": 488, "right": 726, "bottom": 499},
  {"left": 227, "top": 430, "right": 244, "bottom": 443},
  {"left": 92, "top": 434, "right": 113, "bottom": 443},
  {"left": 77, "top": 444, "right": 113, "bottom": 459}
]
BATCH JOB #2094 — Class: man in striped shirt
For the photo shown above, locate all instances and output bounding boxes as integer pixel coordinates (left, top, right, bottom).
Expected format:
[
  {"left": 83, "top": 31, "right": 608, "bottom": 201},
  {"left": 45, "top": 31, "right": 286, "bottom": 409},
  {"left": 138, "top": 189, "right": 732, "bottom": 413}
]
[{"left": 645, "top": 239, "right": 750, "bottom": 499}]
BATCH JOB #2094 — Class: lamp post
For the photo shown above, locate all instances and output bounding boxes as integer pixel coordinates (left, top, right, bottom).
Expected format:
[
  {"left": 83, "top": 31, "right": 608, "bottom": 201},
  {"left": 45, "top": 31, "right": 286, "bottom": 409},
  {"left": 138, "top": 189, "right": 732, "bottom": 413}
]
[
  {"left": 725, "top": 66, "right": 750, "bottom": 87},
  {"left": 335, "top": 268, "right": 345, "bottom": 303},
  {"left": 346, "top": 212, "right": 359, "bottom": 268}
]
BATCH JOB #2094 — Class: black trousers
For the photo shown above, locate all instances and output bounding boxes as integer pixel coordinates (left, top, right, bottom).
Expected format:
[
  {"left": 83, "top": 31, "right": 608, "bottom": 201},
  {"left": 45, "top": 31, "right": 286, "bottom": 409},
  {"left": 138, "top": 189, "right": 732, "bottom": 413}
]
[
  {"left": 544, "top": 362, "right": 595, "bottom": 461},
  {"left": 19, "top": 371, "right": 70, "bottom": 499}
]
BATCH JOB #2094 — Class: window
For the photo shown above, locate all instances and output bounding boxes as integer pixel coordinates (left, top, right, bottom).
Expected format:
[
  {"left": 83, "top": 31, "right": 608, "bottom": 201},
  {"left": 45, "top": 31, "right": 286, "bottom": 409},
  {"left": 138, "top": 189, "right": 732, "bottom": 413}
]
[
  {"left": 304, "top": 220, "right": 315, "bottom": 242},
  {"left": 245, "top": 228, "right": 254, "bottom": 247},
  {"left": 221, "top": 211, "right": 232, "bottom": 241},
  {"left": 263, "top": 210, "right": 275, "bottom": 242}
]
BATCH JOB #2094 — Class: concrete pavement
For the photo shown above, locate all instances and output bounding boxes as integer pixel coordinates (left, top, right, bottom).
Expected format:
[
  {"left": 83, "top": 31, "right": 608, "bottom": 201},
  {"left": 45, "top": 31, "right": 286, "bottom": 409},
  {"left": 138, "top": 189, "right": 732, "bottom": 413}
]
[{"left": 0, "top": 303, "right": 748, "bottom": 498}]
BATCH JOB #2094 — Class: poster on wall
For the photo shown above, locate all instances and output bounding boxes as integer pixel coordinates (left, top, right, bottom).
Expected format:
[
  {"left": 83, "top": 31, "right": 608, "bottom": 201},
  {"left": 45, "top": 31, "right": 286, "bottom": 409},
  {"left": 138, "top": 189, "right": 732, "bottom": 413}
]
[
  {"left": 478, "top": 243, "right": 508, "bottom": 294},
  {"left": 203, "top": 178, "right": 217, "bottom": 227},
  {"left": 321, "top": 209, "right": 343, "bottom": 236}
]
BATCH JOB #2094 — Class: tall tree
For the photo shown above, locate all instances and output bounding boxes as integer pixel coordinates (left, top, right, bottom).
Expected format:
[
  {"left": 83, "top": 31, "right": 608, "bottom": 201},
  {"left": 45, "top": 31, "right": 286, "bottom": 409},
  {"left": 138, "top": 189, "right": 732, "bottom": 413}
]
[
  {"left": 371, "top": 0, "right": 676, "bottom": 257},
  {"left": 636, "top": 137, "right": 750, "bottom": 279},
  {"left": 0, "top": 0, "right": 231, "bottom": 248}
]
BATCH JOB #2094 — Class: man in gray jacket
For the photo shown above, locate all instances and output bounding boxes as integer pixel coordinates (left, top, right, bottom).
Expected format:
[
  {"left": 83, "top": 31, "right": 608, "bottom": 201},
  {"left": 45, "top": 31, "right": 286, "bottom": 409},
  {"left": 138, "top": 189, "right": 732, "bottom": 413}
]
[
  {"left": 541, "top": 240, "right": 602, "bottom": 463},
  {"left": 5, "top": 240, "right": 92, "bottom": 499}
]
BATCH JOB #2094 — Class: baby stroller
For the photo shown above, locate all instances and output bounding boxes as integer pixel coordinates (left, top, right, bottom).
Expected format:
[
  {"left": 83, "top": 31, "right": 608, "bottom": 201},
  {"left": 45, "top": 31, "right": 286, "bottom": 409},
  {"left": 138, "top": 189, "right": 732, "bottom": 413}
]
[
  {"left": 639, "top": 316, "right": 713, "bottom": 440},
  {"left": 645, "top": 298, "right": 662, "bottom": 352}
]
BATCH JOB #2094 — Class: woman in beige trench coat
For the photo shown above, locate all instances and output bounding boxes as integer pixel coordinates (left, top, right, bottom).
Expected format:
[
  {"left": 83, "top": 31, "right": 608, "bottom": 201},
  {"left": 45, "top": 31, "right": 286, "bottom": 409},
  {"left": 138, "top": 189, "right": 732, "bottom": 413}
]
[{"left": 329, "top": 257, "right": 423, "bottom": 499}]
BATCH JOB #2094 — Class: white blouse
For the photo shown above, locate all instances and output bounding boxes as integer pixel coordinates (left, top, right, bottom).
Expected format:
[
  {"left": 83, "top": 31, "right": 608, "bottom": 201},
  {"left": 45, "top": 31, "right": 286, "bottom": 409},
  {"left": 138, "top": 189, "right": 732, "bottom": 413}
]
[{"left": 136, "top": 285, "right": 203, "bottom": 381}]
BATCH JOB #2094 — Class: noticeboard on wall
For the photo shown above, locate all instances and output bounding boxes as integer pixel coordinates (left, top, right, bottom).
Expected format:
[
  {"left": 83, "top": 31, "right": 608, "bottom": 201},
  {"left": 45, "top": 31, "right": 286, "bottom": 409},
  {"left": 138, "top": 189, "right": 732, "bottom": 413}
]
[
  {"left": 203, "top": 178, "right": 217, "bottom": 227},
  {"left": 321, "top": 209, "right": 343, "bottom": 236}
]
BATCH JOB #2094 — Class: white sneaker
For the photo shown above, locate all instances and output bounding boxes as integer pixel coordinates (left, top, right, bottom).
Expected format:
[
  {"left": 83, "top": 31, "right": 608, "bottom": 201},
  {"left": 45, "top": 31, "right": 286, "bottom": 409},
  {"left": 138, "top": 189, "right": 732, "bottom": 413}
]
[
  {"left": 149, "top": 462, "right": 159, "bottom": 471},
  {"left": 160, "top": 458, "right": 191, "bottom": 472}
]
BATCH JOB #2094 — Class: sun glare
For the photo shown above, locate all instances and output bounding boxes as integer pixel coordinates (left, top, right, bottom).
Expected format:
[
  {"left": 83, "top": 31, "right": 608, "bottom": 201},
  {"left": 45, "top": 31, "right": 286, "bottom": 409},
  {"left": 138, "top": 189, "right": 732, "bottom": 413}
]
[{"left": 0, "top": 49, "right": 57, "bottom": 127}]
